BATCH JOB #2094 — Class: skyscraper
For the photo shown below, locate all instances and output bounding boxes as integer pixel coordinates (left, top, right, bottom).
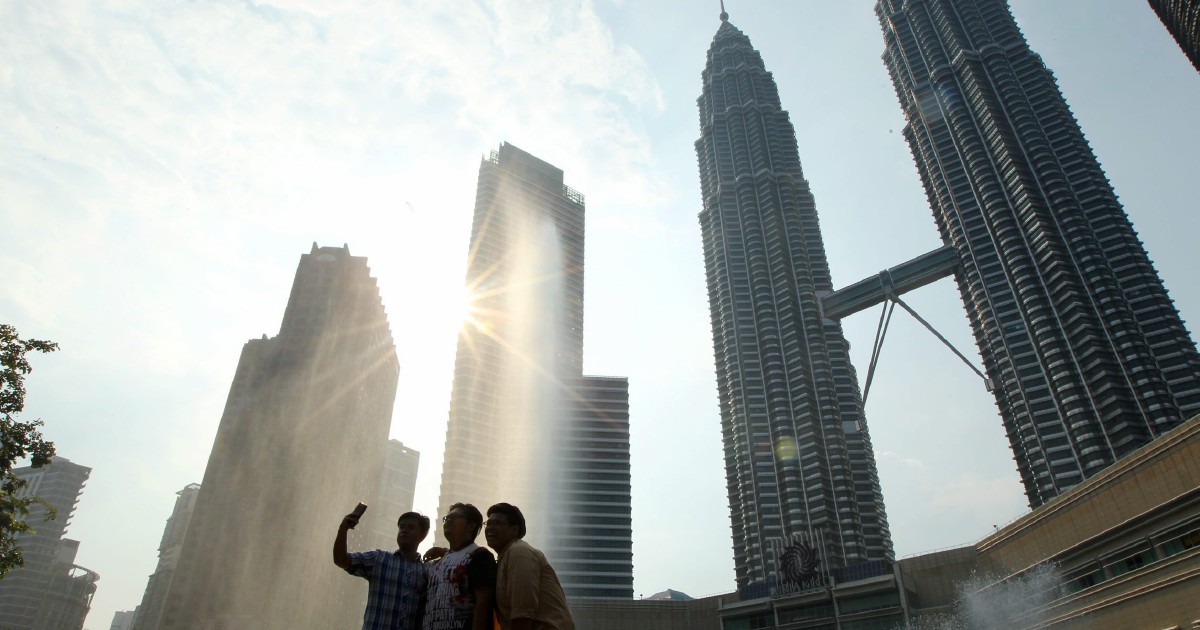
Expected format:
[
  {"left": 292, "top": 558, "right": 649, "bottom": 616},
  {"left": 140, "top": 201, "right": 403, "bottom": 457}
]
[
  {"left": 436, "top": 143, "right": 586, "bottom": 532},
  {"left": 547, "top": 376, "right": 633, "bottom": 599},
  {"left": 435, "top": 143, "right": 633, "bottom": 598},
  {"left": 0, "top": 457, "right": 98, "bottom": 630},
  {"left": 110, "top": 611, "right": 137, "bottom": 630},
  {"left": 1148, "top": 0, "right": 1200, "bottom": 72},
  {"left": 694, "top": 12, "right": 894, "bottom": 591},
  {"left": 380, "top": 440, "right": 420, "bottom": 520},
  {"left": 130, "top": 483, "right": 200, "bottom": 630},
  {"left": 876, "top": 0, "right": 1200, "bottom": 507},
  {"left": 159, "top": 244, "right": 400, "bottom": 630}
]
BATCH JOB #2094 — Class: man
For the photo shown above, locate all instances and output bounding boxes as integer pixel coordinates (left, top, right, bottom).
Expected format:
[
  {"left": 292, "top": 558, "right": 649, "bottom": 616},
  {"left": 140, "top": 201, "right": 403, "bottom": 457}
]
[
  {"left": 423, "top": 503, "right": 496, "bottom": 630},
  {"left": 485, "top": 503, "right": 575, "bottom": 630},
  {"left": 334, "top": 507, "right": 431, "bottom": 630}
]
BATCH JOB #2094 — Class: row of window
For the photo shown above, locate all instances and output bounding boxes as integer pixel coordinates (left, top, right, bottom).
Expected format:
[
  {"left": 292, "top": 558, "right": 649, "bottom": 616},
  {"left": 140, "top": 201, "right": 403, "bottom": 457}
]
[{"left": 1067, "top": 527, "right": 1199, "bottom": 593}]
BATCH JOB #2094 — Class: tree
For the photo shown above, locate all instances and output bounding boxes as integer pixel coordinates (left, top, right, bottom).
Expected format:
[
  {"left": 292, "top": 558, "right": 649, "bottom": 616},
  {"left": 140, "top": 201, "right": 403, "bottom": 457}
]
[{"left": 0, "top": 324, "right": 58, "bottom": 577}]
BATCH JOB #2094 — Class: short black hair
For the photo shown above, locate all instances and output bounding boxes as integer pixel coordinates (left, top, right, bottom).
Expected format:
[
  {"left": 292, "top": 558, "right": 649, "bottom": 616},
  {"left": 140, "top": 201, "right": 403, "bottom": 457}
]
[
  {"left": 450, "top": 503, "right": 484, "bottom": 539},
  {"left": 398, "top": 512, "right": 431, "bottom": 532},
  {"left": 486, "top": 503, "right": 526, "bottom": 539}
]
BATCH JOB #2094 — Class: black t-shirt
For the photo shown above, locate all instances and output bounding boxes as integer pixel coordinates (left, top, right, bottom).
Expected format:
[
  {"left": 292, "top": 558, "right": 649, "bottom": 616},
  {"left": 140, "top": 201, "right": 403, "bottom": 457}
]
[{"left": 423, "top": 544, "right": 497, "bottom": 630}]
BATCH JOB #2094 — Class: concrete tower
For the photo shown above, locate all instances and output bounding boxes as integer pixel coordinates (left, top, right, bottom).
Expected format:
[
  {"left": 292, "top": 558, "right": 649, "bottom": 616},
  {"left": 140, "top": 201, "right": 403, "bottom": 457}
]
[
  {"left": 695, "top": 12, "right": 894, "bottom": 591},
  {"left": 435, "top": 143, "right": 633, "bottom": 598},
  {"left": 0, "top": 457, "right": 98, "bottom": 630},
  {"left": 158, "top": 244, "right": 400, "bottom": 630},
  {"left": 380, "top": 440, "right": 420, "bottom": 519},
  {"left": 435, "top": 143, "right": 586, "bottom": 543},
  {"left": 876, "top": 0, "right": 1200, "bottom": 506},
  {"left": 130, "top": 483, "right": 200, "bottom": 630}
]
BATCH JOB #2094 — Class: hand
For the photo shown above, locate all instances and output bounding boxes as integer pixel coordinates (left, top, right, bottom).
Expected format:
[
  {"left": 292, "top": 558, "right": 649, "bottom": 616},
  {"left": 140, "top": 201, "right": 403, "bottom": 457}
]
[
  {"left": 423, "top": 546, "right": 448, "bottom": 562},
  {"left": 341, "top": 513, "right": 361, "bottom": 530}
]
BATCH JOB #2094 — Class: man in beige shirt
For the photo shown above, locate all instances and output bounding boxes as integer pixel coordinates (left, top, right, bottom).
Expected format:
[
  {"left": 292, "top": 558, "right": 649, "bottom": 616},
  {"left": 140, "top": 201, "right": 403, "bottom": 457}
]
[{"left": 484, "top": 503, "right": 575, "bottom": 630}]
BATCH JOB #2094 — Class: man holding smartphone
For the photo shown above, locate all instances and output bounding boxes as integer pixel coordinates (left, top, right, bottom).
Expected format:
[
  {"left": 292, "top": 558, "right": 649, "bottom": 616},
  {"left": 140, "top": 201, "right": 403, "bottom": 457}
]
[{"left": 333, "top": 503, "right": 431, "bottom": 630}]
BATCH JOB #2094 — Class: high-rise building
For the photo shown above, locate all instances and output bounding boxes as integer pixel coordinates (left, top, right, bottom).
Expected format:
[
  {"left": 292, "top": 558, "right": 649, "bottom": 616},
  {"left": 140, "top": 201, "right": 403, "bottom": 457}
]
[
  {"left": 876, "top": 0, "right": 1200, "bottom": 507},
  {"left": 694, "top": 12, "right": 894, "bottom": 591},
  {"left": 547, "top": 376, "right": 633, "bottom": 599},
  {"left": 129, "top": 483, "right": 200, "bottom": 630},
  {"left": 380, "top": 440, "right": 420, "bottom": 520},
  {"left": 158, "top": 244, "right": 400, "bottom": 630},
  {"left": 435, "top": 143, "right": 632, "bottom": 598},
  {"left": 110, "top": 611, "right": 136, "bottom": 630},
  {"left": 0, "top": 457, "right": 98, "bottom": 630},
  {"left": 1148, "top": 0, "right": 1200, "bottom": 72},
  {"left": 436, "top": 143, "right": 587, "bottom": 529}
]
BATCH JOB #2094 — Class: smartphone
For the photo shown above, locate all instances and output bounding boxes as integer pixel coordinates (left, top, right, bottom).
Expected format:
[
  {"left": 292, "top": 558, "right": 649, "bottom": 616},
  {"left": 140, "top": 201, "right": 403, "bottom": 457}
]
[{"left": 352, "top": 502, "right": 368, "bottom": 518}]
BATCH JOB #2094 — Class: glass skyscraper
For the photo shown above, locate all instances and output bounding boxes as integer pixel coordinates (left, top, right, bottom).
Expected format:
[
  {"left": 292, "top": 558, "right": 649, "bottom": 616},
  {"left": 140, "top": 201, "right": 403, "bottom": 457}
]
[
  {"left": 435, "top": 143, "right": 632, "bottom": 598},
  {"left": 435, "top": 143, "right": 586, "bottom": 535},
  {"left": 695, "top": 13, "right": 894, "bottom": 591},
  {"left": 876, "top": 0, "right": 1200, "bottom": 507},
  {"left": 549, "top": 375, "right": 633, "bottom": 599}
]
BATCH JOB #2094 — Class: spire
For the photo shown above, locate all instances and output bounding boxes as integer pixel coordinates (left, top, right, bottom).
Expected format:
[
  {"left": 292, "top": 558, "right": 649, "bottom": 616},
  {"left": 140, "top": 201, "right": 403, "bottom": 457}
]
[{"left": 719, "top": 0, "right": 728, "bottom": 22}]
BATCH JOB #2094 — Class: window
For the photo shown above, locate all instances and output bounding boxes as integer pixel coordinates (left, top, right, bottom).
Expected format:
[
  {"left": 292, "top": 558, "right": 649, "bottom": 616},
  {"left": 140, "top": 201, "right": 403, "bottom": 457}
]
[
  {"left": 1107, "top": 548, "right": 1157, "bottom": 577},
  {"left": 1162, "top": 530, "right": 1200, "bottom": 557},
  {"left": 777, "top": 602, "right": 833, "bottom": 623},
  {"left": 722, "top": 612, "right": 774, "bottom": 630},
  {"left": 838, "top": 591, "right": 901, "bottom": 614}
]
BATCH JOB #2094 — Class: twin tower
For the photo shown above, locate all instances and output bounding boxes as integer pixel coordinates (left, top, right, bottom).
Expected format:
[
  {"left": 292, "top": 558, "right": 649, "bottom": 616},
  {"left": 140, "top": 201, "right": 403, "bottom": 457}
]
[{"left": 702, "top": 1, "right": 1200, "bottom": 593}]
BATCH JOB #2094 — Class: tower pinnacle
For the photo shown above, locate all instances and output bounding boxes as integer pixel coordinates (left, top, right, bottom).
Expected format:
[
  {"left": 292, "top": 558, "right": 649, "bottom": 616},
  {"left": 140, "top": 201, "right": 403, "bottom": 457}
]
[{"left": 719, "top": 0, "right": 727, "bottom": 22}]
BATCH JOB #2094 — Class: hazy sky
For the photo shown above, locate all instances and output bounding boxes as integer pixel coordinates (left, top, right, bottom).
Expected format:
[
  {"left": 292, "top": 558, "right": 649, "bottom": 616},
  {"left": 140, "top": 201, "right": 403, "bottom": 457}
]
[{"left": 3, "top": 1, "right": 1198, "bottom": 626}]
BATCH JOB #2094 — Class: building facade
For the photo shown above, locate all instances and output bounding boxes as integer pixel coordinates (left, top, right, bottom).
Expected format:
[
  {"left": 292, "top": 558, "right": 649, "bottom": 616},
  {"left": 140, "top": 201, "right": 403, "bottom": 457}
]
[
  {"left": 380, "top": 440, "right": 420, "bottom": 521},
  {"left": 570, "top": 414, "right": 1200, "bottom": 629},
  {"left": 435, "top": 143, "right": 633, "bottom": 598},
  {"left": 436, "top": 143, "right": 586, "bottom": 536},
  {"left": 109, "top": 611, "right": 136, "bottom": 630},
  {"left": 158, "top": 244, "right": 400, "bottom": 630},
  {"left": 548, "top": 376, "right": 634, "bottom": 599},
  {"left": 876, "top": 0, "right": 1200, "bottom": 507},
  {"left": 969, "top": 413, "right": 1200, "bottom": 629},
  {"left": 0, "top": 457, "right": 98, "bottom": 630},
  {"left": 694, "top": 13, "right": 894, "bottom": 590},
  {"left": 129, "top": 483, "right": 200, "bottom": 630},
  {"left": 1148, "top": 0, "right": 1200, "bottom": 72}
]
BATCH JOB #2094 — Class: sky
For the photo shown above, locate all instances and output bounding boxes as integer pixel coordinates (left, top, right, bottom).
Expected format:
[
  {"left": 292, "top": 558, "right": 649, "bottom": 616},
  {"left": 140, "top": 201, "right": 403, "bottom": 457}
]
[{"left": 2, "top": 0, "right": 1199, "bottom": 626}]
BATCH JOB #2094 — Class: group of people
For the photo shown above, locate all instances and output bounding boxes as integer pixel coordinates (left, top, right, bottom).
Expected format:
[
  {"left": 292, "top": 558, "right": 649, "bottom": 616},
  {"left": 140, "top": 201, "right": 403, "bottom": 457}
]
[{"left": 332, "top": 501, "right": 575, "bottom": 630}]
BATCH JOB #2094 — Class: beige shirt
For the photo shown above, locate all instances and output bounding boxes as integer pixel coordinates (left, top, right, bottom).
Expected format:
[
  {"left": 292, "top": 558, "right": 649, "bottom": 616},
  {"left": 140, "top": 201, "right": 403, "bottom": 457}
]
[{"left": 495, "top": 539, "right": 575, "bottom": 630}]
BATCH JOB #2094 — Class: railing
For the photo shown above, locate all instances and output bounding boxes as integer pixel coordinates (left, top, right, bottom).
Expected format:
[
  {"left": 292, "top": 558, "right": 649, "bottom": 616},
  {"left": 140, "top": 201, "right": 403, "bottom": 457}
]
[{"left": 563, "top": 185, "right": 585, "bottom": 206}]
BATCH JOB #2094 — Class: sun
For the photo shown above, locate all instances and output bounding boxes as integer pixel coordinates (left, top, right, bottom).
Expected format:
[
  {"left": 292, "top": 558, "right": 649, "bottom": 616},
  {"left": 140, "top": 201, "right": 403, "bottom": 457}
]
[{"left": 454, "top": 284, "right": 478, "bottom": 328}]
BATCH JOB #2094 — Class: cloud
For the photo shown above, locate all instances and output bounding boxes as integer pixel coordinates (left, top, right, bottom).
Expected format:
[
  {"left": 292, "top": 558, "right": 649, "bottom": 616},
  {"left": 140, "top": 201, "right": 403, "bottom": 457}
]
[
  {"left": 929, "top": 472, "right": 1027, "bottom": 518},
  {"left": 0, "top": 4, "right": 669, "bottom": 623},
  {"left": 0, "top": 0, "right": 667, "bottom": 365},
  {"left": 878, "top": 450, "right": 925, "bottom": 469},
  {"left": 590, "top": 212, "right": 668, "bottom": 236}
]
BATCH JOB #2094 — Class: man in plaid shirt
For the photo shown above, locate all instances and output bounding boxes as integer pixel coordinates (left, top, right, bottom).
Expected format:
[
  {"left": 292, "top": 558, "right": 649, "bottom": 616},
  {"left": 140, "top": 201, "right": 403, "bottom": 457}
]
[{"left": 334, "top": 507, "right": 431, "bottom": 629}]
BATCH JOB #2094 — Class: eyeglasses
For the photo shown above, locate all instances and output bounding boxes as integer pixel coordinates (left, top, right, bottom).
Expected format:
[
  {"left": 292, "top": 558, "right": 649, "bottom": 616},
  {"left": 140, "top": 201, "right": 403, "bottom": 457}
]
[
  {"left": 484, "top": 519, "right": 511, "bottom": 528},
  {"left": 442, "top": 514, "right": 464, "bottom": 524}
]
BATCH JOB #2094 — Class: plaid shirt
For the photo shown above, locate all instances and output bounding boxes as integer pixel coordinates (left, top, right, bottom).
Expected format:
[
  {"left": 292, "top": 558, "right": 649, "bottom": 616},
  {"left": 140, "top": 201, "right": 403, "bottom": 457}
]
[{"left": 347, "top": 549, "right": 429, "bottom": 630}]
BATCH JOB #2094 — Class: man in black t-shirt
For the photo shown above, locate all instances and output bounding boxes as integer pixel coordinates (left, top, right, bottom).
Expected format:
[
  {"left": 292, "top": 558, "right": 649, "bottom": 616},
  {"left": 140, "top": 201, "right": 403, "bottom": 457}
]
[{"left": 423, "top": 503, "right": 496, "bottom": 630}]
